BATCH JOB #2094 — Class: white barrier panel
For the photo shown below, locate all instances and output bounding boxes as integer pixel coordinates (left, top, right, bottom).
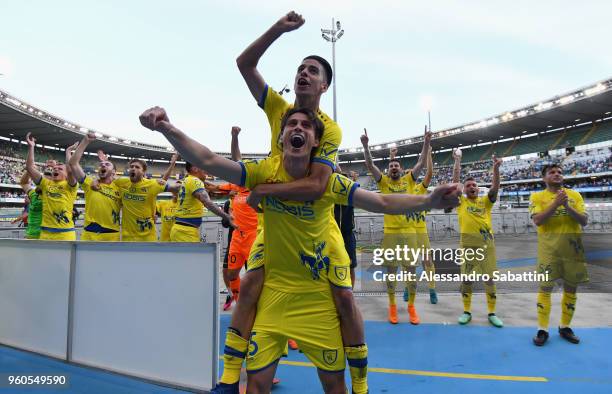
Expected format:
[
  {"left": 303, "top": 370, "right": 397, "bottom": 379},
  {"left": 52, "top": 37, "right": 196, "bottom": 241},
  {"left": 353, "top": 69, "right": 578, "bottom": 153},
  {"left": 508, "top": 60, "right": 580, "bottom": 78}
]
[
  {"left": 0, "top": 239, "right": 71, "bottom": 359},
  {"left": 0, "top": 239, "right": 219, "bottom": 392},
  {"left": 70, "top": 242, "right": 218, "bottom": 391}
]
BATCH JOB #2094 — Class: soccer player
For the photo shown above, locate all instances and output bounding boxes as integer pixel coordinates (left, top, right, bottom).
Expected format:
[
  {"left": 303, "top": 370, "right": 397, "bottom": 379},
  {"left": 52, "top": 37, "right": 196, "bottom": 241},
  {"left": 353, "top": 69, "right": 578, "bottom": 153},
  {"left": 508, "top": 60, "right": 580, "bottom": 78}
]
[
  {"left": 164, "top": 162, "right": 234, "bottom": 243},
  {"left": 208, "top": 127, "right": 259, "bottom": 303},
  {"left": 393, "top": 145, "right": 438, "bottom": 304},
  {"left": 67, "top": 132, "right": 122, "bottom": 241},
  {"left": 334, "top": 166, "right": 359, "bottom": 288},
  {"left": 25, "top": 133, "right": 78, "bottom": 241},
  {"left": 218, "top": 11, "right": 370, "bottom": 394},
  {"left": 156, "top": 153, "right": 180, "bottom": 242},
  {"left": 451, "top": 149, "right": 504, "bottom": 328},
  {"left": 361, "top": 127, "right": 431, "bottom": 325},
  {"left": 139, "top": 105, "right": 461, "bottom": 393},
  {"left": 111, "top": 158, "right": 169, "bottom": 242},
  {"left": 530, "top": 164, "right": 588, "bottom": 346},
  {"left": 17, "top": 172, "right": 43, "bottom": 239}
]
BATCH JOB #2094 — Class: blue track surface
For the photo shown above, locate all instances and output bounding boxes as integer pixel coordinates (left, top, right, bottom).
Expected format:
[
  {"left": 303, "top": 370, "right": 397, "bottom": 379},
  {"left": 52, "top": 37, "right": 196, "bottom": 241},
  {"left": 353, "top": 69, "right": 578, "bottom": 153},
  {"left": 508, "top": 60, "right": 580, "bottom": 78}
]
[{"left": 1, "top": 314, "right": 610, "bottom": 393}]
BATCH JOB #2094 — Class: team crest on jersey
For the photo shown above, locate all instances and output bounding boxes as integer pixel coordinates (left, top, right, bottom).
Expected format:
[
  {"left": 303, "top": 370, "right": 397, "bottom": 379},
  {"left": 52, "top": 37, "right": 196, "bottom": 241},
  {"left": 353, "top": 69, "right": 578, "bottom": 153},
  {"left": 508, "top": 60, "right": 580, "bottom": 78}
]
[
  {"left": 334, "top": 266, "right": 348, "bottom": 281},
  {"left": 319, "top": 142, "right": 339, "bottom": 160},
  {"left": 332, "top": 175, "right": 349, "bottom": 196},
  {"left": 323, "top": 349, "right": 338, "bottom": 365},
  {"left": 53, "top": 210, "right": 71, "bottom": 224},
  {"left": 299, "top": 241, "right": 330, "bottom": 280},
  {"left": 136, "top": 218, "right": 152, "bottom": 231}
]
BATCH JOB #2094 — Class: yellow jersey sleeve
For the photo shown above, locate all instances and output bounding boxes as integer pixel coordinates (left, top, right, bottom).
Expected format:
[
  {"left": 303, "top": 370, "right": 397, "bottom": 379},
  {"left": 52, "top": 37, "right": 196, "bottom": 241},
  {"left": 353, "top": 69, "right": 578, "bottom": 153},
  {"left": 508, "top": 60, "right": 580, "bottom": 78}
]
[
  {"left": 328, "top": 173, "right": 359, "bottom": 206},
  {"left": 413, "top": 182, "right": 427, "bottom": 195},
  {"left": 113, "top": 177, "right": 131, "bottom": 189},
  {"left": 568, "top": 189, "right": 585, "bottom": 215},
  {"left": 240, "top": 158, "right": 275, "bottom": 189},
  {"left": 80, "top": 175, "right": 92, "bottom": 193},
  {"left": 312, "top": 112, "right": 341, "bottom": 170},
  {"left": 260, "top": 85, "right": 292, "bottom": 157},
  {"left": 403, "top": 171, "right": 417, "bottom": 191},
  {"left": 529, "top": 193, "right": 542, "bottom": 217},
  {"left": 377, "top": 174, "right": 389, "bottom": 191}
]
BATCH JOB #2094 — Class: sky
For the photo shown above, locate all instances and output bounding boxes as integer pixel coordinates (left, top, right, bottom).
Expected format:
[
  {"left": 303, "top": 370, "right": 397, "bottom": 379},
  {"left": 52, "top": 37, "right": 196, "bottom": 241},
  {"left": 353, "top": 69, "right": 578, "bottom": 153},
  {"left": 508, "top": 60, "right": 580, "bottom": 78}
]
[{"left": 1, "top": 0, "right": 611, "bottom": 153}]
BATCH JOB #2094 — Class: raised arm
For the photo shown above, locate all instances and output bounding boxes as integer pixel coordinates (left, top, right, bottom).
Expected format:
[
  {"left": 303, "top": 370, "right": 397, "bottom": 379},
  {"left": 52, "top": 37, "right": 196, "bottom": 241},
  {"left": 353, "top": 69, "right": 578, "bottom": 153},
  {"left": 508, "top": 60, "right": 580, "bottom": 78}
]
[
  {"left": 231, "top": 126, "right": 242, "bottom": 161},
  {"left": 161, "top": 152, "right": 179, "bottom": 181},
  {"left": 68, "top": 132, "right": 96, "bottom": 182},
  {"left": 19, "top": 171, "right": 33, "bottom": 193},
  {"left": 236, "top": 11, "right": 305, "bottom": 102},
  {"left": 353, "top": 183, "right": 462, "bottom": 214},
  {"left": 452, "top": 148, "right": 462, "bottom": 183},
  {"left": 410, "top": 126, "right": 432, "bottom": 178},
  {"left": 423, "top": 146, "right": 433, "bottom": 187},
  {"left": 64, "top": 142, "right": 79, "bottom": 186},
  {"left": 25, "top": 133, "right": 42, "bottom": 184},
  {"left": 361, "top": 128, "right": 382, "bottom": 182},
  {"left": 139, "top": 107, "right": 243, "bottom": 185},
  {"left": 487, "top": 155, "right": 502, "bottom": 202},
  {"left": 194, "top": 189, "right": 236, "bottom": 228},
  {"left": 389, "top": 147, "right": 398, "bottom": 161}
]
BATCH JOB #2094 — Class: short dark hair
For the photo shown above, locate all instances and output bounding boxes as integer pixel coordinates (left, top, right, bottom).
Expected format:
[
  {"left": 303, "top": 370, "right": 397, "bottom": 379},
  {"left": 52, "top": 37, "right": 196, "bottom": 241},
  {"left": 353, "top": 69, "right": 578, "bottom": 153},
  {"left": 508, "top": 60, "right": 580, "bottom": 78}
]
[
  {"left": 542, "top": 164, "right": 562, "bottom": 177},
  {"left": 464, "top": 177, "right": 476, "bottom": 183},
  {"left": 129, "top": 159, "right": 147, "bottom": 172},
  {"left": 280, "top": 108, "right": 325, "bottom": 141},
  {"left": 388, "top": 159, "right": 401, "bottom": 167},
  {"left": 185, "top": 162, "right": 193, "bottom": 173},
  {"left": 303, "top": 55, "right": 333, "bottom": 85}
]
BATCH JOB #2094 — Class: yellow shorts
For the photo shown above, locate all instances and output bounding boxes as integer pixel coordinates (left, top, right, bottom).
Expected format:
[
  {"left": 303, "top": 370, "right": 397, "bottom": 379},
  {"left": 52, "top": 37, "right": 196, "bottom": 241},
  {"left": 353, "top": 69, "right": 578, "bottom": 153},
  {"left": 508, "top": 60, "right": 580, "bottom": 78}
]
[
  {"left": 537, "top": 235, "right": 588, "bottom": 286},
  {"left": 81, "top": 231, "right": 120, "bottom": 242},
  {"left": 246, "top": 286, "right": 345, "bottom": 373},
  {"left": 246, "top": 231, "right": 265, "bottom": 272},
  {"left": 459, "top": 241, "right": 497, "bottom": 277},
  {"left": 159, "top": 229, "right": 172, "bottom": 242},
  {"left": 40, "top": 230, "right": 76, "bottom": 241},
  {"left": 122, "top": 232, "right": 158, "bottom": 242},
  {"left": 381, "top": 232, "right": 418, "bottom": 268},
  {"left": 170, "top": 224, "right": 200, "bottom": 243}
]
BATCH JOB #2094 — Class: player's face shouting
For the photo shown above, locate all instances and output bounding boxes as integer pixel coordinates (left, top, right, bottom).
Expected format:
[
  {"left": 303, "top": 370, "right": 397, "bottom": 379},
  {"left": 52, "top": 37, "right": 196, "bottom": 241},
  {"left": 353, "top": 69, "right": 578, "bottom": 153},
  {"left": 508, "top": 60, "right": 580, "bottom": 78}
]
[
  {"left": 464, "top": 179, "right": 479, "bottom": 198},
  {"left": 282, "top": 112, "right": 319, "bottom": 158},
  {"left": 294, "top": 59, "right": 328, "bottom": 97}
]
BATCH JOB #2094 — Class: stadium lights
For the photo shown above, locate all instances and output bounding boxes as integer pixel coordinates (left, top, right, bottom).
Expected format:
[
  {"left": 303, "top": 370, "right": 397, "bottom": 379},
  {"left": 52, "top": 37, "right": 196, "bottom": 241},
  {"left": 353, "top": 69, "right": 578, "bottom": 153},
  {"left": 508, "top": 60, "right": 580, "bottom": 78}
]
[
  {"left": 575, "top": 119, "right": 581, "bottom": 122},
  {"left": 80, "top": 127, "right": 89, "bottom": 133},
  {"left": 559, "top": 95, "right": 574, "bottom": 105},
  {"left": 585, "top": 83, "right": 605, "bottom": 96},
  {"left": 320, "top": 18, "right": 344, "bottom": 121}
]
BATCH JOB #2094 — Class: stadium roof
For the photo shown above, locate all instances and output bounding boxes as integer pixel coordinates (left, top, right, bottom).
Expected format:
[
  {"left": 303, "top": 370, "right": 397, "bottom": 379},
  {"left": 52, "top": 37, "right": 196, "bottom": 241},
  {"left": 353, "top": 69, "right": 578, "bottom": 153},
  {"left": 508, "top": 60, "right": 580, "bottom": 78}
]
[
  {"left": 339, "top": 77, "right": 612, "bottom": 162},
  {"left": 0, "top": 89, "right": 268, "bottom": 161},
  {"left": 1, "top": 77, "right": 612, "bottom": 162}
]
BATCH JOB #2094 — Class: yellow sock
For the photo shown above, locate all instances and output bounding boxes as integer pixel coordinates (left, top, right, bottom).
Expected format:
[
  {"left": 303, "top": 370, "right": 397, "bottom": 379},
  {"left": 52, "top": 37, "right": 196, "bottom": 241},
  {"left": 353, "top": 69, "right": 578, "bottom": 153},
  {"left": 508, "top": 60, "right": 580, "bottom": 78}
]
[
  {"left": 426, "top": 264, "right": 436, "bottom": 289},
  {"left": 560, "top": 292, "right": 577, "bottom": 328},
  {"left": 461, "top": 283, "right": 472, "bottom": 313},
  {"left": 408, "top": 282, "right": 417, "bottom": 306},
  {"left": 345, "top": 344, "right": 368, "bottom": 394},
  {"left": 537, "top": 291, "right": 552, "bottom": 331},
  {"left": 388, "top": 291, "right": 396, "bottom": 306},
  {"left": 220, "top": 329, "right": 248, "bottom": 384},
  {"left": 485, "top": 284, "right": 497, "bottom": 314}
]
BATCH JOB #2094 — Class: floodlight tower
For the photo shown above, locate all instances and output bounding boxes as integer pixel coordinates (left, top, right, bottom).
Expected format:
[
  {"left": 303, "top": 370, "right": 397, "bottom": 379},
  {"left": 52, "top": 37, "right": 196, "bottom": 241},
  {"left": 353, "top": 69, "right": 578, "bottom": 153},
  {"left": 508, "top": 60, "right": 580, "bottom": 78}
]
[{"left": 321, "top": 18, "right": 344, "bottom": 121}]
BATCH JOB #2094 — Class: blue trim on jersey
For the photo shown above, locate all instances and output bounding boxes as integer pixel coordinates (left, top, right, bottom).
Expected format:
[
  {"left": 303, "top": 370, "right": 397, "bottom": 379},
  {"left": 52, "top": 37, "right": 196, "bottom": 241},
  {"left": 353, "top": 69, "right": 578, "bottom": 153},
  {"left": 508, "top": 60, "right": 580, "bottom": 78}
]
[
  {"left": 347, "top": 182, "right": 360, "bottom": 206},
  {"left": 193, "top": 188, "right": 205, "bottom": 195},
  {"left": 164, "top": 183, "right": 168, "bottom": 192},
  {"left": 175, "top": 217, "right": 203, "bottom": 227},
  {"left": 238, "top": 161, "right": 246, "bottom": 187},
  {"left": 409, "top": 170, "right": 417, "bottom": 182},
  {"left": 41, "top": 227, "right": 75, "bottom": 233},
  {"left": 247, "top": 358, "right": 280, "bottom": 374},
  {"left": 223, "top": 345, "right": 246, "bottom": 359},
  {"left": 78, "top": 176, "right": 87, "bottom": 184},
  {"left": 84, "top": 223, "right": 118, "bottom": 234},
  {"left": 257, "top": 84, "right": 269, "bottom": 109},
  {"left": 347, "top": 357, "right": 368, "bottom": 368},
  {"left": 332, "top": 283, "right": 353, "bottom": 290},
  {"left": 312, "top": 157, "right": 335, "bottom": 171}
]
